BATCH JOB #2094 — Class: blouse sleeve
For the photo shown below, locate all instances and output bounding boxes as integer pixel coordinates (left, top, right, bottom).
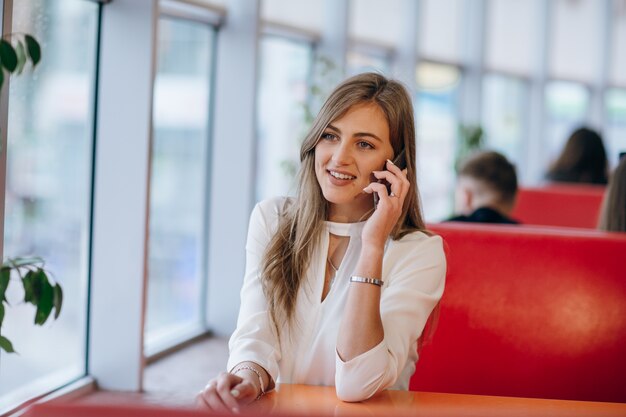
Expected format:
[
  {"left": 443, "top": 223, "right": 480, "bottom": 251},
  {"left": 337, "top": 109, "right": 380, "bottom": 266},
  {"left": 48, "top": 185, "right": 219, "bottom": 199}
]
[
  {"left": 226, "top": 201, "right": 281, "bottom": 386},
  {"left": 334, "top": 234, "right": 446, "bottom": 401}
]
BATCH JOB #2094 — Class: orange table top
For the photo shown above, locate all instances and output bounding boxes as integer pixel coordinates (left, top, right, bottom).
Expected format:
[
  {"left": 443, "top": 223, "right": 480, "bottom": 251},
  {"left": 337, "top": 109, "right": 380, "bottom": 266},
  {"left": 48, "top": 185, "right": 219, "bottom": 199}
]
[
  {"left": 248, "top": 384, "right": 626, "bottom": 417},
  {"left": 24, "top": 384, "right": 626, "bottom": 417}
]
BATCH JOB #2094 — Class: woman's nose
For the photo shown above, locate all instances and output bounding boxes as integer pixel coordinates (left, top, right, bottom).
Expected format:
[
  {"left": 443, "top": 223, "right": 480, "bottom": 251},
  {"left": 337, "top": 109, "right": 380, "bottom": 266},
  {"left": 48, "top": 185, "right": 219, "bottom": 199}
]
[{"left": 331, "top": 142, "right": 353, "bottom": 165}]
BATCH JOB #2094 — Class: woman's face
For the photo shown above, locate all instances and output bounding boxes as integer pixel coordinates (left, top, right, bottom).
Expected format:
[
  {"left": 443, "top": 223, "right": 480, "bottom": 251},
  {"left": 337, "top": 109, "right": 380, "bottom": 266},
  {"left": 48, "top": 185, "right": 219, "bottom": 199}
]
[{"left": 314, "top": 102, "right": 395, "bottom": 222}]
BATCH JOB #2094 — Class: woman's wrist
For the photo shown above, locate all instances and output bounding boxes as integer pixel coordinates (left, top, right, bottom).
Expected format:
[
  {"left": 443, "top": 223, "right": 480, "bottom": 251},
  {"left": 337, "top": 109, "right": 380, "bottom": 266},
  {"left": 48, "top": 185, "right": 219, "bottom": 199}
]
[
  {"left": 359, "top": 243, "right": 385, "bottom": 258},
  {"left": 230, "top": 361, "right": 272, "bottom": 399},
  {"left": 231, "top": 368, "right": 264, "bottom": 399}
]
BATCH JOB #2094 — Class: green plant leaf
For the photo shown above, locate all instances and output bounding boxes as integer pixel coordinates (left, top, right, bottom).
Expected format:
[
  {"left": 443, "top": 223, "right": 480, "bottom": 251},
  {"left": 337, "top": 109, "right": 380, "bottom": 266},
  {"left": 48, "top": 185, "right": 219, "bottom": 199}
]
[
  {"left": 0, "top": 267, "right": 9, "bottom": 300},
  {"left": 15, "top": 40, "right": 26, "bottom": 75},
  {"left": 0, "top": 67, "right": 4, "bottom": 93},
  {"left": 53, "top": 283, "right": 63, "bottom": 319},
  {"left": 24, "top": 35, "right": 41, "bottom": 67},
  {"left": 0, "top": 335, "right": 15, "bottom": 353},
  {"left": 0, "top": 40, "right": 18, "bottom": 72},
  {"left": 34, "top": 270, "right": 54, "bottom": 325},
  {"left": 0, "top": 303, "right": 4, "bottom": 328},
  {"left": 23, "top": 269, "right": 36, "bottom": 304}
]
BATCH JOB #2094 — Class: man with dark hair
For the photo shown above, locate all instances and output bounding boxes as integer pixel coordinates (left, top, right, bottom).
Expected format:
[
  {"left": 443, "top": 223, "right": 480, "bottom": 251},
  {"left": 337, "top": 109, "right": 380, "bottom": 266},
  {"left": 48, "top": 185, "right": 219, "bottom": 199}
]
[{"left": 447, "top": 151, "right": 519, "bottom": 224}]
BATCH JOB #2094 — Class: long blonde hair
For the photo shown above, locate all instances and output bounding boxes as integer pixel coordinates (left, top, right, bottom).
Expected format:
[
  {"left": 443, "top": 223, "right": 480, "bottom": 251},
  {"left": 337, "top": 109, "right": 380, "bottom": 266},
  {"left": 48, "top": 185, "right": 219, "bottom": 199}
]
[
  {"left": 261, "top": 73, "right": 427, "bottom": 336},
  {"left": 598, "top": 157, "right": 626, "bottom": 232}
]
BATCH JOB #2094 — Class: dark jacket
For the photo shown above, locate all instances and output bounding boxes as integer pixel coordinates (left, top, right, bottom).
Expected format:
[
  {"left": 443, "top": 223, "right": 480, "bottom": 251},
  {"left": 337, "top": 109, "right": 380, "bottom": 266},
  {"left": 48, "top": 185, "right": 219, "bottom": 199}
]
[{"left": 447, "top": 207, "right": 519, "bottom": 225}]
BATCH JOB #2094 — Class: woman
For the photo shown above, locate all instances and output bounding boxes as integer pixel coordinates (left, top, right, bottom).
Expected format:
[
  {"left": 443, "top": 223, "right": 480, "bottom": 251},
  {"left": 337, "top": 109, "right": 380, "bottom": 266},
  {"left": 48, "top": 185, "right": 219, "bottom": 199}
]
[
  {"left": 546, "top": 127, "right": 609, "bottom": 184},
  {"left": 598, "top": 156, "right": 626, "bottom": 232},
  {"left": 198, "top": 73, "right": 446, "bottom": 411}
]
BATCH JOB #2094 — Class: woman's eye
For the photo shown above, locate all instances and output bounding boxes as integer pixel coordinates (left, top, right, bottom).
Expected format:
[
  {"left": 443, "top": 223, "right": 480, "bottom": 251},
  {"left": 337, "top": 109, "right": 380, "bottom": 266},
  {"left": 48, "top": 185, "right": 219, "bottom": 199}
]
[
  {"left": 321, "top": 132, "right": 337, "bottom": 141},
  {"left": 357, "top": 141, "right": 374, "bottom": 149}
]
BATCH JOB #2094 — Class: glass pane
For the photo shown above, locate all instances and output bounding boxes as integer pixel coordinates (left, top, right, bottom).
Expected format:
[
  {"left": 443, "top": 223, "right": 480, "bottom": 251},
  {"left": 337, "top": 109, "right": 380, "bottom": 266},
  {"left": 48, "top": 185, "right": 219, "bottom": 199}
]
[
  {"left": 256, "top": 36, "right": 312, "bottom": 202},
  {"left": 605, "top": 89, "right": 626, "bottom": 167},
  {"left": 194, "top": 0, "right": 231, "bottom": 7},
  {"left": 610, "top": 0, "right": 626, "bottom": 86},
  {"left": 549, "top": 0, "right": 602, "bottom": 82},
  {"left": 145, "top": 18, "right": 214, "bottom": 351},
  {"left": 346, "top": 51, "right": 390, "bottom": 76},
  {"left": 485, "top": 0, "right": 536, "bottom": 75},
  {"left": 0, "top": 0, "right": 98, "bottom": 409},
  {"left": 544, "top": 81, "right": 590, "bottom": 164},
  {"left": 418, "top": 0, "right": 464, "bottom": 62},
  {"left": 262, "top": 0, "right": 324, "bottom": 33},
  {"left": 481, "top": 74, "right": 528, "bottom": 167},
  {"left": 415, "top": 62, "right": 461, "bottom": 222},
  {"left": 348, "top": 0, "right": 405, "bottom": 47}
]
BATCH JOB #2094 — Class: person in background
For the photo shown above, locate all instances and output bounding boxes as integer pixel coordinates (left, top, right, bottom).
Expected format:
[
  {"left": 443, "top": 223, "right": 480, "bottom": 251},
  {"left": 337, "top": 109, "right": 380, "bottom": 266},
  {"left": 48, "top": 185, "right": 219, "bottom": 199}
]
[
  {"left": 197, "top": 73, "right": 446, "bottom": 411},
  {"left": 598, "top": 156, "right": 626, "bottom": 232},
  {"left": 448, "top": 151, "right": 519, "bottom": 225},
  {"left": 546, "top": 127, "right": 609, "bottom": 185}
]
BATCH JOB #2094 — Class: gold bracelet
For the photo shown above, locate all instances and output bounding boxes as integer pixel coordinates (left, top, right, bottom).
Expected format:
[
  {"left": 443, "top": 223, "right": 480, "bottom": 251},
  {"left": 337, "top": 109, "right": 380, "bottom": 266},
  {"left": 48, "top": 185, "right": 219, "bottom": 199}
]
[
  {"left": 232, "top": 365, "right": 265, "bottom": 400},
  {"left": 350, "top": 275, "right": 384, "bottom": 287}
]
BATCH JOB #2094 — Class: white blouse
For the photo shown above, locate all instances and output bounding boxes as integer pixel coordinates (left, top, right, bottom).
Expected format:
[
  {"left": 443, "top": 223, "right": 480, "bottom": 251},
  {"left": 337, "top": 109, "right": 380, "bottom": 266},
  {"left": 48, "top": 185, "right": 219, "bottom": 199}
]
[{"left": 227, "top": 197, "right": 446, "bottom": 401}]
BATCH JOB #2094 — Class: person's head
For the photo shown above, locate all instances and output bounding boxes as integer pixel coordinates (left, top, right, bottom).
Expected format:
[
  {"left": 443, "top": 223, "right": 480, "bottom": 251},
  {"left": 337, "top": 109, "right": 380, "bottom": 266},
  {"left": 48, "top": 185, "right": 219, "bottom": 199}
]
[
  {"left": 598, "top": 156, "right": 626, "bottom": 232},
  {"left": 296, "top": 72, "right": 423, "bottom": 230},
  {"left": 547, "top": 127, "right": 609, "bottom": 184},
  {"left": 262, "top": 73, "right": 425, "bottom": 334},
  {"left": 454, "top": 151, "right": 518, "bottom": 216}
]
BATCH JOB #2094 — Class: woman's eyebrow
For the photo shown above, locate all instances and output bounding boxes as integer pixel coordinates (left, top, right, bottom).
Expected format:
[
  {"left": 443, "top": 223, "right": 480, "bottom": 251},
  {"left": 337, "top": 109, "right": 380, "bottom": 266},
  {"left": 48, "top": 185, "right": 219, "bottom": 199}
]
[
  {"left": 326, "top": 124, "right": 383, "bottom": 142},
  {"left": 326, "top": 124, "right": 341, "bottom": 134},
  {"left": 354, "top": 132, "right": 382, "bottom": 142}
]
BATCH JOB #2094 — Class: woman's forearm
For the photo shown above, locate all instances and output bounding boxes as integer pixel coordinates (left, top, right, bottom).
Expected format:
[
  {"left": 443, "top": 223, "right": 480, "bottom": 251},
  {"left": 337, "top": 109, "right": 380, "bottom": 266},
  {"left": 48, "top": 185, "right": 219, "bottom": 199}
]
[{"left": 336, "top": 244, "right": 385, "bottom": 361}]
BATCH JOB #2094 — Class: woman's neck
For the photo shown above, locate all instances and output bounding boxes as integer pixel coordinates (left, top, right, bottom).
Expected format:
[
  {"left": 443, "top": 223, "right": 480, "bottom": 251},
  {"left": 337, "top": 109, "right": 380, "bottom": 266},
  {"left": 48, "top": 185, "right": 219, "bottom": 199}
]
[{"left": 328, "top": 200, "right": 373, "bottom": 223}]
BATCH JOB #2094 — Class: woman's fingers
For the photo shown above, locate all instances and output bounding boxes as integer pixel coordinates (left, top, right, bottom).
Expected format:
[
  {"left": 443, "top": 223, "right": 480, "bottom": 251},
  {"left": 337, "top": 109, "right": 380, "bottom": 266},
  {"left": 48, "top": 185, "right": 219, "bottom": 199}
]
[
  {"left": 231, "top": 380, "right": 261, "bottom": 404},
  {"left": 371, "top": 169, "right": 409, "bottom": 198},
  {"left": 217, "top": 374, "right": 243, "bottom": 412},
  {"left": 365, "top": 182, "right": 398, "bottom": 207},
  {"left": 197, "top": 373, "right": 247, "bottom": 413},
  {"left": 197, "top": 383, "right": 231, "bottom": 413}
]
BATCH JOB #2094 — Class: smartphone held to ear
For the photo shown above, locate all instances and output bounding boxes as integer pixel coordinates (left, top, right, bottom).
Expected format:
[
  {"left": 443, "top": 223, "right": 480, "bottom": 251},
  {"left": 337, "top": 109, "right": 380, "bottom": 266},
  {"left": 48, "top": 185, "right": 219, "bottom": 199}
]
[{"left": 373, "top": 150, "right": 406, "bottom": 209}]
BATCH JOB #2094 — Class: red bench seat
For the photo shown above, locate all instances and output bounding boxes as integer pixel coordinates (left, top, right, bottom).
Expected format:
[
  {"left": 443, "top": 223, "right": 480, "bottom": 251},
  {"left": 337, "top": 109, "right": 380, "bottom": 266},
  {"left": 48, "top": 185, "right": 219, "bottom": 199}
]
[
  {"left": 511, "top": 185, "right": 605, "bottom": 228},
  {"left": 411, "top": 223, "right": 626, "bottom": 403}
]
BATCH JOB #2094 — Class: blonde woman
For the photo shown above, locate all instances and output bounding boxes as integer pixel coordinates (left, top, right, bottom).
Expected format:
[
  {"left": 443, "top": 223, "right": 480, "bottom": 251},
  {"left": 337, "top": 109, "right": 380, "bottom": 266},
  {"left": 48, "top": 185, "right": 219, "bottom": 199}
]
[{"left": 198, "top": 73, "right": 446, "bottom": 411}]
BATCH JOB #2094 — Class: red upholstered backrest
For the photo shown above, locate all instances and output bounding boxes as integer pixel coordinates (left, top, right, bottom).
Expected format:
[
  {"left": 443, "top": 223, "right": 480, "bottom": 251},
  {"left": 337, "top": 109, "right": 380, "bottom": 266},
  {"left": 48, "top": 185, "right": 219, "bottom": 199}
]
[
  {"left": 410, "top": 223, "right": 626, "bottom": 403},
  {"left": 511, "top": 185, "right": 605, "bottom": 228}
]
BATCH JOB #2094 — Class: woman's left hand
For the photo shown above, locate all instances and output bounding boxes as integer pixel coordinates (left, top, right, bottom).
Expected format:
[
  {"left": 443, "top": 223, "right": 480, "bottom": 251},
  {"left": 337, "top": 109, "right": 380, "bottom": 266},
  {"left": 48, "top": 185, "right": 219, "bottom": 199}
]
[{"left": 362, "top": 159, "right": 409, "bottom": 248}]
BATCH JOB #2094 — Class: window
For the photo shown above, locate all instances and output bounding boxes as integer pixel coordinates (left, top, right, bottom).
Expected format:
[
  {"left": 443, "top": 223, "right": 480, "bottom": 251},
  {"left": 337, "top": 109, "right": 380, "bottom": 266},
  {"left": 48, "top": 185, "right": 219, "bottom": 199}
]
[
  {"left": 0, "top": 0, "right": 99, "bottom": 410},
  {"left": 545, "top": 81, "right": 590, "bottom": 164},
  {"left": 549, "top": 0, "right": 602, "bottom": 82},
  {"left": 145, "top": 17, "right": 214, "bottom": 354},
  {"left": 346, "top": 50, "right": 390, "bottom": 76},
  {"left": 262, "top": 0, "right": 323, "bottom": 34},
  {"left": 255, "top": 36, "right": 312, "bottom": 202},
  {"left": 418, "top": 0, "right": 464, "bottom": 63},
  {"left": 348, "top": 0, "right": 405, "bottom": 48},
  {"left": 610, "top": 1, "right": 626, "bottom": 87},
  {"left": 482, "top": 74, "right": 528, "bottom": 166},
  {"left": 415, "top": 62, "right": 461, "bottom": 222},
  {"left": 485, "top": 0, "right": 537, "bottom": 76},
  {"left": 605, "top": 89, "right": 626, "bottom": 167}
]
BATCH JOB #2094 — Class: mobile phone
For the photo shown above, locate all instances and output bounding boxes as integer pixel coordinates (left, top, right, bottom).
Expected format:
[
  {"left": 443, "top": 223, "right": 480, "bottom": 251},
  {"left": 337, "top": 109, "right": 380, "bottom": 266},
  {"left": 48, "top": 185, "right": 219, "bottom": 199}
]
[{"left": 373, "top": 149, "right": 407, "bottom": 209}]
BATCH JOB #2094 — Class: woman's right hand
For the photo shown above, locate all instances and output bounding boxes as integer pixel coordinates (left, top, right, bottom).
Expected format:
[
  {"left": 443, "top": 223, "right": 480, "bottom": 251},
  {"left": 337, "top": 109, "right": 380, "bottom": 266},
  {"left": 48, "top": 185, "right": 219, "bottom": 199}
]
[{"left": 196, "top": 371, "right": 261, "bottom": 413}]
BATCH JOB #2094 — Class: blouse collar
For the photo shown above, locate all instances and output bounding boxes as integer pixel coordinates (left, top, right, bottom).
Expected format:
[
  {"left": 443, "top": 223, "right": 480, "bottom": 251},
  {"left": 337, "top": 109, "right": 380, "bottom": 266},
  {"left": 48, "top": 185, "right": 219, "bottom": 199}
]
[{"left": 324, "top": 220, "right": 366, "bottom": 237}]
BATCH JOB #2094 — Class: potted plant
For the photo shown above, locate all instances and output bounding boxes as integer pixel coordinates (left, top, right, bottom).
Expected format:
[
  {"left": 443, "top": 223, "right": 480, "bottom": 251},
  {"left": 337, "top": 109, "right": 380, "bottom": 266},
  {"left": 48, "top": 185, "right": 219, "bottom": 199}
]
[{"left": 0, "top": 33, "right": 63, "bottom": 354}]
